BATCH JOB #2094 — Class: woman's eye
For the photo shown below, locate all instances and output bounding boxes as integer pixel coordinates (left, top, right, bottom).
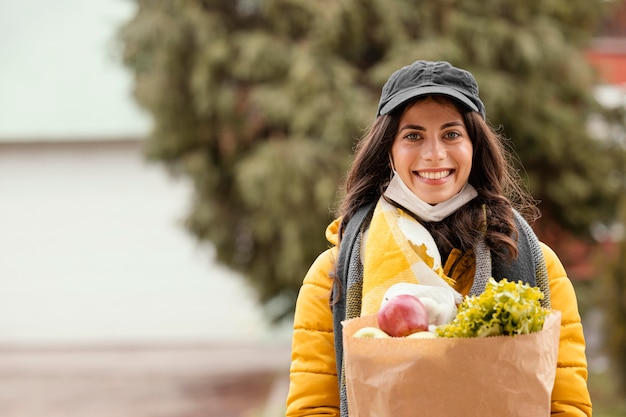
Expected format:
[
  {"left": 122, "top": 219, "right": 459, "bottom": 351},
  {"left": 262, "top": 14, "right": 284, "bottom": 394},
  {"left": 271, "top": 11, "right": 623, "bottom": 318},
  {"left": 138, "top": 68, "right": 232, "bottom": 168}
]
[
  {"left": 404, "top": 132, "right": 421, "bottom": 140},
  {"left": 444, "top": 131, "right": 461, "bottom": 139}
]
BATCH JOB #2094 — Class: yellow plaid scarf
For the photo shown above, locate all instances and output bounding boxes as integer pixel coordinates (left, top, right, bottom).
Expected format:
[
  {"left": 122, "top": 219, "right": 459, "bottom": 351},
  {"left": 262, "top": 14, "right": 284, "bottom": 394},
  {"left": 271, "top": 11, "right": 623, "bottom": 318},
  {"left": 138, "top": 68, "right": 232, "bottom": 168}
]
[{"left": 360, "top": 198, "right": 462, "bottom": 315}]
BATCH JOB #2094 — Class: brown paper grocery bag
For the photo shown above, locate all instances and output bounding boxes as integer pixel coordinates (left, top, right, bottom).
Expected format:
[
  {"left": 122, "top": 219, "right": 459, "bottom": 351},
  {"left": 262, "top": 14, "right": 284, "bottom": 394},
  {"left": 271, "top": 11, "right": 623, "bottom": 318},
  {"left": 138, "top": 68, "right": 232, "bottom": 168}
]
[{"left": 342, "top": 311, "right": 561, "bottom": 417}]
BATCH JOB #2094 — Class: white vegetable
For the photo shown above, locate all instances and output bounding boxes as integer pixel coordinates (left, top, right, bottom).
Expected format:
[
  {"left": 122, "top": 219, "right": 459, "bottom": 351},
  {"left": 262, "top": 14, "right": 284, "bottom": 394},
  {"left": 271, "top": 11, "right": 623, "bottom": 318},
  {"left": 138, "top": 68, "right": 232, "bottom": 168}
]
[{"left": 381, "top": 283, "right": 458, "bottom": 326}]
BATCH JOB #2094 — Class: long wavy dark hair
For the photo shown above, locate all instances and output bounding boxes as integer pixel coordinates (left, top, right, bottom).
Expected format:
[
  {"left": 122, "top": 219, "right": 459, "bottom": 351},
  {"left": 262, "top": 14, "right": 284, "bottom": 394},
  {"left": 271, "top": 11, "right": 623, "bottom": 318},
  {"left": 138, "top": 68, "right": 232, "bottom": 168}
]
[{"left": 337, "top": 95, "right": 539, "bottom": 262}]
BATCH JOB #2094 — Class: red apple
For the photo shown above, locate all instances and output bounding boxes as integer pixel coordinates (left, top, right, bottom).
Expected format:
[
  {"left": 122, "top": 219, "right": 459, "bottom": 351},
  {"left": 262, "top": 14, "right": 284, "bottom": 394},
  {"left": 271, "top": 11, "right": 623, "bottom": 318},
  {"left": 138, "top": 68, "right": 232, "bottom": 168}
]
[{"left": 377, "top": 294, "right": 429, "bottom": 337}]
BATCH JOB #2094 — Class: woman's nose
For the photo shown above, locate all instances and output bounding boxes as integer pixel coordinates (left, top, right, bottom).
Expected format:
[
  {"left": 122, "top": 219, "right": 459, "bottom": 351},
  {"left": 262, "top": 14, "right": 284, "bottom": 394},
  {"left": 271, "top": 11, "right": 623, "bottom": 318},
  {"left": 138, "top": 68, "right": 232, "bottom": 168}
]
[{"left": 422, "top": 138, "right": 446, "bottom": 161}]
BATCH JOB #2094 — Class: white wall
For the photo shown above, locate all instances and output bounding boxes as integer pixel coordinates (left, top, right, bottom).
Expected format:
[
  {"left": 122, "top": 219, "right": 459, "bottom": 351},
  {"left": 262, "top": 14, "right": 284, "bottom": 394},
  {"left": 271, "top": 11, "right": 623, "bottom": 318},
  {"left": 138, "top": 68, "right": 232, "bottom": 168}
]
[{"left": 0, "top": 140, "right": 292, "bottom": 346}]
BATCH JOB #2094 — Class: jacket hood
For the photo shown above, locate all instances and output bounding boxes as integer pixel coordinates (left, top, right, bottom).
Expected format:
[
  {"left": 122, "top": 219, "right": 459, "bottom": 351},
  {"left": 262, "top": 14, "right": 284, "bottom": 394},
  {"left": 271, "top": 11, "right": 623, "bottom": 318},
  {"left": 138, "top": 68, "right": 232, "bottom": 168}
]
[{"left": 326, "top": 217, "right": 341, "bottom": 246}]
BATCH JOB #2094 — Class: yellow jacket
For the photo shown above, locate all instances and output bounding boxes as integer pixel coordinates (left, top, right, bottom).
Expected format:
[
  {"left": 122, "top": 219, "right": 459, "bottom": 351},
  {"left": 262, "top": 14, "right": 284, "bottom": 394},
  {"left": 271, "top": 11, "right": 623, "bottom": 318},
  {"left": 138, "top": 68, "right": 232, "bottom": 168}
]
[{"left": 286, "top": 218, "right": 592, "bottom": 416}]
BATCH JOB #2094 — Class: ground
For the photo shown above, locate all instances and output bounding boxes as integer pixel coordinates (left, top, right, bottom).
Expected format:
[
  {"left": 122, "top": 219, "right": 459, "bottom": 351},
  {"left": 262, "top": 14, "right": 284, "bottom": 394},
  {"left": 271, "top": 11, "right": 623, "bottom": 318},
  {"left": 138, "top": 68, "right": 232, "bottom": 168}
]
[{"left": 0, "top": 342, "right": 291, "bottom": 417}]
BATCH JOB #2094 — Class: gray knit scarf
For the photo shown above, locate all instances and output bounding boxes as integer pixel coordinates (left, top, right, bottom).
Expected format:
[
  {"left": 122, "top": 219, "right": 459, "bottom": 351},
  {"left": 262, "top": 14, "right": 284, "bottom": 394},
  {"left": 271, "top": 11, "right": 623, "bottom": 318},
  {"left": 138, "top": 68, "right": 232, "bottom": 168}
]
[{"left": 332, "top": 202, "right": 551, "bottom": 417}]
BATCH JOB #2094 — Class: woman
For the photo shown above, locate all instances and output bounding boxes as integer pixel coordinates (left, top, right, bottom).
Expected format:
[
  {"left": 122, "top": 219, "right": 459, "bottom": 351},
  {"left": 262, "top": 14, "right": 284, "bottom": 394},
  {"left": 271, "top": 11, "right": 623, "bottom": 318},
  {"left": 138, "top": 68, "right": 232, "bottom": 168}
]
[{"left": 285, "top": 60, "right": 592, "bottom": 416}]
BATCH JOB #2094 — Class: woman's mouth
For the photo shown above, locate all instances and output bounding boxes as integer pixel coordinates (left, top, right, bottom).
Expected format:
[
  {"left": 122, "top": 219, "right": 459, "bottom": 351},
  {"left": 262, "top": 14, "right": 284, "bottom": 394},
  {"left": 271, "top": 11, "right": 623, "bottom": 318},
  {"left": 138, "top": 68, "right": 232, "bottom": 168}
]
[{"left": 417, "top": 170, "right": 451, "bottom": 180}]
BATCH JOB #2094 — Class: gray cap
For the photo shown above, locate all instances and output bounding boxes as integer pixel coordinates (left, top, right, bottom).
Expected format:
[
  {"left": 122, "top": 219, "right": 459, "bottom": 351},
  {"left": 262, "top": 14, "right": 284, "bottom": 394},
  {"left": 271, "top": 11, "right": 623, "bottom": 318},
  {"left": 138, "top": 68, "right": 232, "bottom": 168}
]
[{"left": 377, "top": 60, "right": 486, "bottom": 119}]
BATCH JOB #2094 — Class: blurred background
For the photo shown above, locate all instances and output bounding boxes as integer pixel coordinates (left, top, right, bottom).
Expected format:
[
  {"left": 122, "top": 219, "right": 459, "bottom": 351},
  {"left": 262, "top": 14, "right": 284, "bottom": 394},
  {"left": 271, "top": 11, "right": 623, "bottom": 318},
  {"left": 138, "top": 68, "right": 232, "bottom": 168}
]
[
  {"left": 0, "top": 1, "right": 292, "bottom": 416},
  {"left": 1, "top": 0, "right": 625, "bottom": 416}
]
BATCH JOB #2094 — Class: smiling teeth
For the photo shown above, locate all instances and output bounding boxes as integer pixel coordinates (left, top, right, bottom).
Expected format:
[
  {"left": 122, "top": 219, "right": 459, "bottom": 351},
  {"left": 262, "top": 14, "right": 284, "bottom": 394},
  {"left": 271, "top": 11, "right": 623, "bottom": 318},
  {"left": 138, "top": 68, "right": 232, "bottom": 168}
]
[{"left": 419, "top": 170, "right": 450, "bottom": 180}]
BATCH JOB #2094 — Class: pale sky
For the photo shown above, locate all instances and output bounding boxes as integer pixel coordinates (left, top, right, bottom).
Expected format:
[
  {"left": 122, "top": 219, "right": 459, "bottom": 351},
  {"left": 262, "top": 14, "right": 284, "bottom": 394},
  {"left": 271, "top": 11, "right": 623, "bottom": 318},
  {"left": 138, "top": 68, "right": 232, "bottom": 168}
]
[{"left": 0, "top": 0, "right": 151, "bottom": 139}]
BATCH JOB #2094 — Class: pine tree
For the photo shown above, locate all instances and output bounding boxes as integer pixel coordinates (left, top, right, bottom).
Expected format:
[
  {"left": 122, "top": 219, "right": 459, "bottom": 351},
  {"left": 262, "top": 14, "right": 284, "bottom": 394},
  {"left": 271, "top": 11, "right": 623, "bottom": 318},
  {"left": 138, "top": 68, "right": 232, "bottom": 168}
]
[{"left": 118, "top": 0, "right": 625, "bottom": 321}]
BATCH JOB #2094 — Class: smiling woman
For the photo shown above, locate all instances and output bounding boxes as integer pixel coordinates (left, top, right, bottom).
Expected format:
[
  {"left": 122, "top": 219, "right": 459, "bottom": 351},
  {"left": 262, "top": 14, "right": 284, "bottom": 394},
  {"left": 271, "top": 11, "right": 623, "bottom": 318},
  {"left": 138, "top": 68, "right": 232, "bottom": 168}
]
[{"left": 285, "top": 60, "right": 593, "bottom": 417}]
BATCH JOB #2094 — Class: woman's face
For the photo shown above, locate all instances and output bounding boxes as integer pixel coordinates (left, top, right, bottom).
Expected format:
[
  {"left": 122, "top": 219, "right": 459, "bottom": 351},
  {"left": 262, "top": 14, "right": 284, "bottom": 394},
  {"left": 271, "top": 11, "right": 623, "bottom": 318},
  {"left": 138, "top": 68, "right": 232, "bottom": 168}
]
[{"left": 390, "top": 97, "right": 473, "bottom": 205}]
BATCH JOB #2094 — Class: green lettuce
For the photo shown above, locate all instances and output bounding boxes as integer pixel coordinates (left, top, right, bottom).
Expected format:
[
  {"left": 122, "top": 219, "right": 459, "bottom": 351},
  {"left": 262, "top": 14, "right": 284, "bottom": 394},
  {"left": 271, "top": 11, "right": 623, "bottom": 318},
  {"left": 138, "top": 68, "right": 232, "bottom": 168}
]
[{"left": 436, "top": 278, "right": 549, "bottom": 338}]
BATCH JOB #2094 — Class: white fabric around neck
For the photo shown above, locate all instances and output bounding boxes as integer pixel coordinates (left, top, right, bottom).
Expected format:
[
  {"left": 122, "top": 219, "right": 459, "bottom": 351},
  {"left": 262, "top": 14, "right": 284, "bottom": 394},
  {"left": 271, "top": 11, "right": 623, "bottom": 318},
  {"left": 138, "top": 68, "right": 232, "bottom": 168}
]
[{"left": 383, "top": 172, "right": 478, "bottom": 222}]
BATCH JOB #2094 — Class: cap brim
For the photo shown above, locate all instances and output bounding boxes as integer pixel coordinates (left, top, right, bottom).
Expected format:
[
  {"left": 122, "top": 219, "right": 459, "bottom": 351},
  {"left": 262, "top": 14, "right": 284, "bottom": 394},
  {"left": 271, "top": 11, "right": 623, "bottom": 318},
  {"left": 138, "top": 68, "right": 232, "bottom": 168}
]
[{"left": 378, "top": 85, "right": 479, "bottom": 116}]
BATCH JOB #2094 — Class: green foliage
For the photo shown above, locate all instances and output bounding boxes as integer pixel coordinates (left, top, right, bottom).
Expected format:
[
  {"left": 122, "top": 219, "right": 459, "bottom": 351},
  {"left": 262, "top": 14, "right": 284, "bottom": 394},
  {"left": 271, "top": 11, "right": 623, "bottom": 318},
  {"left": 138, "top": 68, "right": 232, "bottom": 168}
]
[
  {"left": 118, "top": 0, "right": 625, "bottom": 321},
  {"left": 436, "top": 278, "right": 549, "bottom": 338},
  {"left": 603, "top": 198, "right": 626, "bottom": 397},
  {"left": 588, "top": 371, "right": 626, "bottom": 417}
]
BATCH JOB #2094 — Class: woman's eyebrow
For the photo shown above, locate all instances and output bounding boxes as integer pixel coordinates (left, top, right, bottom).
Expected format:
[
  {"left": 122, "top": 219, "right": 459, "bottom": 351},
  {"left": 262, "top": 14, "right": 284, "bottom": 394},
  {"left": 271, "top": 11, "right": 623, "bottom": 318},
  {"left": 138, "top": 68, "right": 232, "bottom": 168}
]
[
  {"left": 398, "top": 123, "right": 425, "bottom": 131},
  {"left": 441, "top": 121, "right": 464, "bottom": 129},
  {"left": 398, "top": 121, "right": 464, "bottom": 131}
]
